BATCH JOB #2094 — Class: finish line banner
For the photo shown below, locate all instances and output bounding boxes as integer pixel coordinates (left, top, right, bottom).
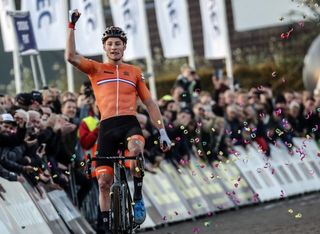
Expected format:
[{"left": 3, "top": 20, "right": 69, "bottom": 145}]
[{"left": 9, "top": 11, "right": 38, "bottom": 55}]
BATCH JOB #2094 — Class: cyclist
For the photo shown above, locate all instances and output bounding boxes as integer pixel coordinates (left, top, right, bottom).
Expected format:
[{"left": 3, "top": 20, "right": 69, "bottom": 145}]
[{"left": 65, "top": 10, "right": 172, "bottom": 233}]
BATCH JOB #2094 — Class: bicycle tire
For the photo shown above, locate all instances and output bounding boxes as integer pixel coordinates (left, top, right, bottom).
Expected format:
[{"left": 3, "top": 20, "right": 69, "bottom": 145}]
[
  {"left": 111, "top": 186, "right": 121, "bottom": 234},
  {"left": 122, "top": 184, "right": 134, "bottom": 234}
]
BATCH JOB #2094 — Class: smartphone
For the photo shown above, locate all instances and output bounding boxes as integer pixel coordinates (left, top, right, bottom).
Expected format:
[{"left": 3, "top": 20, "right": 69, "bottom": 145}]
[{"left": 214, "top": 68, "right": 223, "bottom": 80}]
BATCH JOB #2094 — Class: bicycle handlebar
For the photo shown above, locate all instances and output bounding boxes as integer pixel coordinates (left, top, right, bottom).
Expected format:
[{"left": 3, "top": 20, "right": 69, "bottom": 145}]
[{"left": 87, "top": 155, "right": 141, "bottom": 162}]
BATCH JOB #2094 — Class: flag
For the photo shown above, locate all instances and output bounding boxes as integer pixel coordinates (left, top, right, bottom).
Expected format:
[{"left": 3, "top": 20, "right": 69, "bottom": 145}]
[
  {"left": 200, "top": 0, "right": 228, "bottom": 59},
  {"left": 154, "top": 0, "right": 192, "bottom": 58},
  {"left": 10, "top": 11, "right": 38, "bottom": 55},
  {"left": 109, "top": 0, "right": 148, "bottom": 61},
  {"left": 0, "top": 0, "right": 15, "bottom": 52},
  {"left": 21, "top": 0, "right": 67, "bottom": 51},
  {"left": 71, "top": 0, "right": 105, "bottom": 56}
]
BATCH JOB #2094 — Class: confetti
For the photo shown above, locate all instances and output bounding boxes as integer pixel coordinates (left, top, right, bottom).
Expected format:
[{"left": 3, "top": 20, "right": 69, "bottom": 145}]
[
  {"left": 272, "top": 71, "right": 277, "bottom": 77},
  {"left": 312, "top": 125, "right": 318, "bottom": 132},
  {"left": 192, "top": 227, "right": 200, "bottom": 234},
  {"left": 280, "top": 28, "right": 294, "bottom": 39},
  {"left": 204, "top": 221, "right": 211, "bottom": 227},
  {"left": 295, "top": 213, "right": 302, "bottom": 219},
  {"left": 275, "top": 128, "right": 284, "bottom": 136}
]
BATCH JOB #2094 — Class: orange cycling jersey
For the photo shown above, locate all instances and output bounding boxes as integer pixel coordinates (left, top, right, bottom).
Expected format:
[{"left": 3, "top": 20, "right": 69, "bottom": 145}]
[{"left": 77, "top": 57, "right": 151, "bottom": 121}]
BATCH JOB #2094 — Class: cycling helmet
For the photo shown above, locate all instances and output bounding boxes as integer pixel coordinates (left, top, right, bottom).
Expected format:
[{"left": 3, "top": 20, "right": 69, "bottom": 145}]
[{"left": 102, "top": 26, "right": 127, "bottom": 44}]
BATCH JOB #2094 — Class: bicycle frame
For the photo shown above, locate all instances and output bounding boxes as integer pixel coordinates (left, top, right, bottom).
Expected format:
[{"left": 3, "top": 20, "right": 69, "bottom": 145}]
[{"left": 86, "top": 154, "right": 144, "bottom": 234}]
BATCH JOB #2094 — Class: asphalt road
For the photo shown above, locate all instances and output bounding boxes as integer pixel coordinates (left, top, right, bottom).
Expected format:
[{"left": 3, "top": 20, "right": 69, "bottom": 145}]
[{"left": 141, "top": 193, "right": 320, "bottom": 234}]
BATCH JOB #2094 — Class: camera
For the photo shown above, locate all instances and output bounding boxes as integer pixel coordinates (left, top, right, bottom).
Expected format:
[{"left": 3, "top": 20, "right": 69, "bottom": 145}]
[{"left": 83, "top": 81, "right": 93, "bottom": 98}]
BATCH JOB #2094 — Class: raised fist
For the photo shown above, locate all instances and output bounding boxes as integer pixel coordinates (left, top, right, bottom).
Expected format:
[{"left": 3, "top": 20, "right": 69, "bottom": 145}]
[{"left": 69, "top": 9, "right": 81, "bottom": 25}]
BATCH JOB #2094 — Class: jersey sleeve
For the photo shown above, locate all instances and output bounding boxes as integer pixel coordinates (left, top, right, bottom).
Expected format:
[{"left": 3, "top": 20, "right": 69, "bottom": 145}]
[
  {"left": 76, "top": 57, "right": 98, "bottom": 75},
  {"left": 136, "top": 67, "right": 152, "bottom": 102}
]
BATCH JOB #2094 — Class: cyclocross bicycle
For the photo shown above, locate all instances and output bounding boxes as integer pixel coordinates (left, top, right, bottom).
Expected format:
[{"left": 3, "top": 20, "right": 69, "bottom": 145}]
[{"left": 86, "top": 152, "right": 145, "bottom": 234}]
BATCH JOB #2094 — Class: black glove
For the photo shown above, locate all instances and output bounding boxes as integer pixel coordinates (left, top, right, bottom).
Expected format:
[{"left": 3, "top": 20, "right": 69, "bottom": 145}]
[{"left": 68, "top": 9, "right": 81, "bottom": 29}]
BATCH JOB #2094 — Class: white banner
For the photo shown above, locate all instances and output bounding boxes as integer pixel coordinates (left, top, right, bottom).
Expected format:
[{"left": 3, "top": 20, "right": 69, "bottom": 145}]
[
  {"left": 200, "top": 0, "right": 228, "bottom": 59},
  {"left": 21, "top": 0, "right": 67, "bottom": 51},
  {"left": 0, "top": 0, "right": 15, "bottom": 52},
  {"left": 71, "top": 0, "right": 105, "bottom": 56},
  {"left": 110, "top": 0, "right": 148, "bottom": 61},
  {"left": 154, "top": 0, "right": 192, "bottom": 58}
]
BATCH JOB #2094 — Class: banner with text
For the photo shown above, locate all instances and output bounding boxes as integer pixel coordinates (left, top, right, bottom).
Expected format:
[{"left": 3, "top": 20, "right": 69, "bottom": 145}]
[
  {"left": 11, "top": 11, "right": 38, "bottom": 55},
  {"left": 0, "top": 0, "right": 15, "bottom": 52},
  {"left": 199, "top": 0, "right": 228, "bottom": 59},
  {"left": 21, "top": 0, "right": 67, "bottom": 51},
  {"left": 154, "top": 0, "right": 192, "bottom": 58},
  {"left": 110, "top": 0, "right": 148, "bottom": 61},
  {"left": 71, "top": 0, "right": 105, "bottom": 56}
]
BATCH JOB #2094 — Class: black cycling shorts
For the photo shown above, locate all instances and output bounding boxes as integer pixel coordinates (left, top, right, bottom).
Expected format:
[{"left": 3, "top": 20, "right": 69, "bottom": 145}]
[{"left": 95, "top": 115, "right": 143, "bottom": 170}]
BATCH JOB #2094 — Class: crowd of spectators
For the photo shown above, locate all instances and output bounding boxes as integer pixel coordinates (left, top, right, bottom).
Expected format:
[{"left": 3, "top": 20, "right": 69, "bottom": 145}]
[{"left": 1, "top": 63, "right": 320, "bottom": 213}]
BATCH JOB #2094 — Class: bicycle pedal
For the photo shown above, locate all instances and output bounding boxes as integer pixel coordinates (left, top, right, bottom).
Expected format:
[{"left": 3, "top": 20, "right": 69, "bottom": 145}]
[{"left": 133, "top": 224, "right": 140, "bottom": 230}]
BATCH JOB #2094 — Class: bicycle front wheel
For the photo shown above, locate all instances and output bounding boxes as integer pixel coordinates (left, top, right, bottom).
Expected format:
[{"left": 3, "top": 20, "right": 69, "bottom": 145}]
[
  {"left": 122, "top": 183, "right": 134, "bottom": 234},
  {"left": 111, "top": 186, "right": 121, "bottom": 234}
]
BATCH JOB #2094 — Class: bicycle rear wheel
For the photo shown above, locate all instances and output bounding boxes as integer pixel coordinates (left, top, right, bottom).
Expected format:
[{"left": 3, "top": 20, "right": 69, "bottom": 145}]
[{"left": 111, "top": 186, "right": 121, "bottom": 234}]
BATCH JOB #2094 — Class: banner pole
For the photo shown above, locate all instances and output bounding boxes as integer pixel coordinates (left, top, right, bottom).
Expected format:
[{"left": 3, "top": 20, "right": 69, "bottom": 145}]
[
  {"left": 184, "top": 0, "right": 195, "bottom": 69},
  {"left": 141, "top": 0, "right": 157, "bottom": 100},
  {"left": 12, "top": 43, "right": 22, "bottom": 93},
  {"left": 66, "top": 61, "right": 75, "bottom": 92},
  {"left": 36, "top": 54, "right": 47, "bottom": 87},
  {"left": 221, "top": 0, "right": 234, "bottom": 91},
  {"left": 8, "top": 11, "right": 22, "bottom": 93},
  {"left": 30, "top": 54, "right": 39, "bottom": 90}
]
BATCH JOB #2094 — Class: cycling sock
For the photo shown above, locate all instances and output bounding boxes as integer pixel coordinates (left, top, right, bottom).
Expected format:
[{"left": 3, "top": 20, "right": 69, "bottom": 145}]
[
  {"left": 102, "top": 211, "right": 111, "bottom": 230},
  {"left": 133, "top": 176, "right": 143, "bottom": 201}
]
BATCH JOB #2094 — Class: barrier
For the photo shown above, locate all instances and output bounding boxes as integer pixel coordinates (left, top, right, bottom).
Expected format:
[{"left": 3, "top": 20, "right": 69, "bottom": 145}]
[
  {"left": 291, "top": 138, "right": 320, "bottom": 191},
  {"left": 232, "top": 145, "right": 283, "bottom": 201},
  {"left": 160, "top": 160, "right": 214, "bottom": 216},
  {"left": 47, "top": 190, "right": 95, "bottom": 234},
  {"left": 22, "top": 182, "right": 70, "bottom": 234},
  {"left": 300, "top": 139, "right": 320, "bottom": 178},
  {"left": 0, "top": 178, "right": 53, "bottom": 234},
  {"left": 188, "top": 157, "right": 235, "bottom": 210},
  {"left": 143, "top": 167, "right": 192, "bottom": 223},
  {"left": 268, "top": 144, "right": 304, "bottom": 196},
  {"left": 0, "top": 203, "right": 22, "bottom": 234},
  {"left": 210, "top": 158, "right": 256, "bottom": 206}
]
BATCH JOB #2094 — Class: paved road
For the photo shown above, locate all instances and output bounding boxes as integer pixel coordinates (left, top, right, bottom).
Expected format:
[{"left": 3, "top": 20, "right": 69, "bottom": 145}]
[{"left": 141, "top": 193, "right": 320, "bottom": 234}]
